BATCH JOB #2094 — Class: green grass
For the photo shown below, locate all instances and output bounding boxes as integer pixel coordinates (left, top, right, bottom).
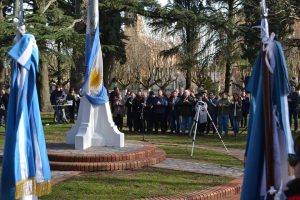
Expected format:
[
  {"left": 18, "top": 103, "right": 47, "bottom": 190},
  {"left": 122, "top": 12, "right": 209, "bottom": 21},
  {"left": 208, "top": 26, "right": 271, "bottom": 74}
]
[
  {"left": 41, "top": 168, "right": 232, "bottom": 200},
  {"left": 125, "top": 133, "right": 247, "bottom": 149},
  {"left": 158, "top": 145, "right": 243, "bottom": 167}
]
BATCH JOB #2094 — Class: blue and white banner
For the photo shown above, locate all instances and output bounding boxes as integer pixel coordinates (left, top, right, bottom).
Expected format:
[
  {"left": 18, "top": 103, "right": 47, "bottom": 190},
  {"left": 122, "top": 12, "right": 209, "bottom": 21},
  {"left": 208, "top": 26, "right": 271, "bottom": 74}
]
[
  {"left": 241, "top": 39, "right": 295, "bottom": 200},
  {"left": 83, "top": 22, "right": 108, "bottom": 105},
  {"left": 0, "top": 34, "right": 51, "bottom": 199}
]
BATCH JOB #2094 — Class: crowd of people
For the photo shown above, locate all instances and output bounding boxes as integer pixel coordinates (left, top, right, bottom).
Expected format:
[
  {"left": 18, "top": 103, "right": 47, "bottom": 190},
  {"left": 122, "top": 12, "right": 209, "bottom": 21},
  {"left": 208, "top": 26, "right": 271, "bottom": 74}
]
[
  {"left": 109, "top": 86, "right": 251, "bottom": 137},
  {"left": 50, "top": 85, "right": 80, "bottom": 123},
  {"left": 48, "top": 81, "right": 300, "bottom": 137}
]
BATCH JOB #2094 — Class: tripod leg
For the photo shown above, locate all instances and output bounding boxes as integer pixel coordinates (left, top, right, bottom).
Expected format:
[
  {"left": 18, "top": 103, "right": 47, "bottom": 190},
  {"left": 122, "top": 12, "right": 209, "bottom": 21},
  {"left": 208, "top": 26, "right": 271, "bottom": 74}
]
[
  {"left": 205, "top": 107, "right": 229, "bottom": 153},
  {"left": 190, "top": 106, "right": 201, "bottom": 157},
  {"left": 191, "top": 121, "right": 199, "bottom": 157}
]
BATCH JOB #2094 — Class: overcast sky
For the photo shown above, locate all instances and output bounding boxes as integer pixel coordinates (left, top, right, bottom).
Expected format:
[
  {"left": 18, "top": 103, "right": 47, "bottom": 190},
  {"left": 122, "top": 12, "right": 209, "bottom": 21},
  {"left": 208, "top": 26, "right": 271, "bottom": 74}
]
[{"left": 158, "top": 0, "right": 168, "bottom": 6}]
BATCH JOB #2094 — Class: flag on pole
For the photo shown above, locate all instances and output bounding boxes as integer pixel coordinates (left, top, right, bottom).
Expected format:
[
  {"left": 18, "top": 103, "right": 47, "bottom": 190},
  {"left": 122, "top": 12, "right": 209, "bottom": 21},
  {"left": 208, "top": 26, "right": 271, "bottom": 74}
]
[
  {"left": 0, "top": 34, "right": 51, "bottom": 199},
  {"left": 241, "top": 35, "right": 295, "bottom": 200},
  {"left": 82, "top": 10, "right": 108, "bottom": 105}
]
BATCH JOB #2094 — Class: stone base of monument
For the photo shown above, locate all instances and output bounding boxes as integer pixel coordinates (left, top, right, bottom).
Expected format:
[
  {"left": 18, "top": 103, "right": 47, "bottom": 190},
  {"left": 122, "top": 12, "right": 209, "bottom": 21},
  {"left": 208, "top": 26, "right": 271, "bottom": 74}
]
[{"left": 47, "top": 141, "right": 166, "bottom": 171}]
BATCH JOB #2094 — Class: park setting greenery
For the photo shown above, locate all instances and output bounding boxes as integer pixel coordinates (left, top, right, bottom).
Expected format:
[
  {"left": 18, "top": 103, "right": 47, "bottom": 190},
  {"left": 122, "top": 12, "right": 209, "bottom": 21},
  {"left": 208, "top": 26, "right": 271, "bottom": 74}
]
[{"left": 0, "top": 0, "right": 300, "bottom": 199}]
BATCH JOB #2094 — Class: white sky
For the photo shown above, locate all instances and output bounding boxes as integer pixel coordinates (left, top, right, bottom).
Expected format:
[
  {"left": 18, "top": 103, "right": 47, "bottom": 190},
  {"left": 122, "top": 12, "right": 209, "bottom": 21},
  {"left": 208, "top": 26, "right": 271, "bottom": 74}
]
[{"left": 158, "top": 0, "right": 168, "bottom": 6}]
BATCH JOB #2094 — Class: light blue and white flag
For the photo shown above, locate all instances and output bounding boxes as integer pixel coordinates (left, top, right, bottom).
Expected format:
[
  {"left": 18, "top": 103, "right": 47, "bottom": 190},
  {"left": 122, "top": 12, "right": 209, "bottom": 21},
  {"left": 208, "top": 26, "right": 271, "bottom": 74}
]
[
  {"left": 82, "top": 10, "right": 108, "bottom": 105},
  {"left": 0, "top": 34, "right": 51, "bottom": 199}
]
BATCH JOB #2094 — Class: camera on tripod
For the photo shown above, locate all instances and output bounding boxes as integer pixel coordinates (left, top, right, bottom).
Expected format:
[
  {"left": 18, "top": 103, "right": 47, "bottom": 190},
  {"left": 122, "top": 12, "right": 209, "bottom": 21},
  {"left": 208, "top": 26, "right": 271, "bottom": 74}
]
[{"left": 195, "top": 100, "right": 207, "bottom": 111}]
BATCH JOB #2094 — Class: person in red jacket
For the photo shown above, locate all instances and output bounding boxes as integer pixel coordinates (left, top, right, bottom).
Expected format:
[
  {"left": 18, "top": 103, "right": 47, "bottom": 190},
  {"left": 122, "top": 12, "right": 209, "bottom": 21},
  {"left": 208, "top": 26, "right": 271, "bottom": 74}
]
[{"left": 285, "top": 136, "right": 300, "bottom": 200}]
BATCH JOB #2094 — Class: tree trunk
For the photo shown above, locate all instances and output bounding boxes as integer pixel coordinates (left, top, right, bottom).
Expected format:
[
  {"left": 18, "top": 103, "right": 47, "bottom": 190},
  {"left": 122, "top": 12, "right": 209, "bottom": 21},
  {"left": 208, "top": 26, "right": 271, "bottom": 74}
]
[
  {"left": 37, "top": 60, "right": 52, "bottom": 111},
  {"left": 14, "top": 0, "right": 20, "bottom": 16},
  {"left": 70, "top": 0, "right": 86, "bottom": 92},
  {"left": 103, "top": 54, "right": 114, "bottom": 88},
  {"left": 224, "top": 60, "right": 231, "bottom": 93},
  {"left": 0, "top": 58, "right": 5, "bottom": 88},
  {"left": 185, "top": 68, "right": 192, "bottom": 89},
  {"left": 0, "top": 1, "right": 6, "bottom": 89}
]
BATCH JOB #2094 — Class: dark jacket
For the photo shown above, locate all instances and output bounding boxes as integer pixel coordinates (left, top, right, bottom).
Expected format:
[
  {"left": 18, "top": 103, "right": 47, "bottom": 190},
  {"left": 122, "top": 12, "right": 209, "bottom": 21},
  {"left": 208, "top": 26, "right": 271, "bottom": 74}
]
[
  {"left": 242, "top": 96, "right": 250, "bottom": 115},
  {"left": 217, "top": 98, "right": 231, "bottom": 116},
  {"left": 152, "top": 96, "right": 168, "bottom": 114},
  {"left": 168, "top": 96, "right": 179, "bottom": 113},
  {"left": 231, "top": 100, "right": 242, "bottom": 121},
  {"left": 177, "top": 95, "right": 195, "bottom": 117},
  {"left": 285, "top": 178, "right": 300, "bottom": 200},
  {"left": 132, "top": 96, "right": 145, "bottom": 114},
  {"left": 288, "top": 92, "right": 299, "bottom": 110},
  {"left": 207, "top": 97, "right": 218, "bottom": 115},
  {"left": 125, "top": 96, "right": 134, "bottom": 115}
]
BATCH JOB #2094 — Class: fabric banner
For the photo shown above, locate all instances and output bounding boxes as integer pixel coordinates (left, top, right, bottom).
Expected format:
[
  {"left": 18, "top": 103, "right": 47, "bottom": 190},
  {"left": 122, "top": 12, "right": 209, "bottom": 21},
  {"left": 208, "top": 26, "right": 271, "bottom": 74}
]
[
  {"left": 83, "top": 24, "right": 108, "bottom": 105},
  {"left": 0, "top": 34, "right": 51, "bottom": 199}
]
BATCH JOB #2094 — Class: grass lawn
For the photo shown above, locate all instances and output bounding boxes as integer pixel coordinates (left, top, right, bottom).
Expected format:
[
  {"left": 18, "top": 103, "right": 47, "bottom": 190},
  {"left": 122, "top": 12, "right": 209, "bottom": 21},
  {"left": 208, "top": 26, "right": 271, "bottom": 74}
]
[
  {"left": 41, "top": 168, "right": 232, "bottom": 200},
  {"left": 125, "top": 133, "right": 248, "bottom": 149}
]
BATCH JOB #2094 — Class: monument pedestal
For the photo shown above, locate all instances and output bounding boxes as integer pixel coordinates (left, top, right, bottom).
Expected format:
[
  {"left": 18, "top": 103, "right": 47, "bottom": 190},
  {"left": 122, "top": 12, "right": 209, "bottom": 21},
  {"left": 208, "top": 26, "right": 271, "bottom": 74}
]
[{"left": 66, "top": 96, "right": 124, "bottom": 150}]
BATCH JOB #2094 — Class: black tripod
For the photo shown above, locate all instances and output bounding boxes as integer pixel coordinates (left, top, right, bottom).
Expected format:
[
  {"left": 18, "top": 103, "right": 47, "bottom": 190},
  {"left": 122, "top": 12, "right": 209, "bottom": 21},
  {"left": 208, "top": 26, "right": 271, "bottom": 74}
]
[
  {"left": 140, "top": 101, "right": 147, "bottom": 141},
  {"left": 189, "top": 101, "right": 228, "bottom": 157}
]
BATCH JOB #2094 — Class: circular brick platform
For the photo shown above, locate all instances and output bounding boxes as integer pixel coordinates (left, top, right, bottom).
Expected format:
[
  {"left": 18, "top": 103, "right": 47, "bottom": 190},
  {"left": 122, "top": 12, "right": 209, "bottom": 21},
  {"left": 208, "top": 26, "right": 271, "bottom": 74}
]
[{"left": 47, "top": 141, "right": 166, "bottom": 171}]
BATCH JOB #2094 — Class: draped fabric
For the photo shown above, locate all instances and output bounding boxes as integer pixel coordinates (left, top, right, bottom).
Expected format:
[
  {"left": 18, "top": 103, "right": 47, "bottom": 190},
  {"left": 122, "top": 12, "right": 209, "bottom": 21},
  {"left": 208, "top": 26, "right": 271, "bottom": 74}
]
[
  {"left": 241, "top": 40, "right": 294, "bottom": 200},
  {"left": 83, "top": 24, "right": 108, "bottom": 105},
  {"left": 0, "top": 34, "right": 51, "bottom": 199}
]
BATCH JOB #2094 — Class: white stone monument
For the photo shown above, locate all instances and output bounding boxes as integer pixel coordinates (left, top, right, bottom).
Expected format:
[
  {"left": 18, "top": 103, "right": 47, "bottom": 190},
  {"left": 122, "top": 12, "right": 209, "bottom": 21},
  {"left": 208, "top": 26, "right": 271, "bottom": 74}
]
[{"left": 66, "top": 0, "right": 124, "bottom": 150}]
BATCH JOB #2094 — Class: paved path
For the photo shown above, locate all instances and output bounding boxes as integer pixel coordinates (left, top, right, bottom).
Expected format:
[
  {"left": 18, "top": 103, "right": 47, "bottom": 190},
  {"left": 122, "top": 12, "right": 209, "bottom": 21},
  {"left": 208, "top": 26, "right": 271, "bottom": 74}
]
[{"left": 154, "top": 158, "right": 243, "bottom": 177}]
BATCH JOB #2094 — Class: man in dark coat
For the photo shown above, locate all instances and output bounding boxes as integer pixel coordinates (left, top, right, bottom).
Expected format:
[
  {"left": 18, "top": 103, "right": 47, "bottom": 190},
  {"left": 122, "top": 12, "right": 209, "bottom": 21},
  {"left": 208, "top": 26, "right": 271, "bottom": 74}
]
[
  {"left": 152, "top": 90, "right": 168, "bottom": 134},
  {"left": 132, "top": 91, "right": 145, "bottom": 133},
  {"left": 177, "top": 90, "right": 195, "bottom": 134},
  {"left": 288, "top": 86, "right": 299, "bottom": 131},
  {"left": 206, "top": 92, "right": 218, "bottom": 135}
]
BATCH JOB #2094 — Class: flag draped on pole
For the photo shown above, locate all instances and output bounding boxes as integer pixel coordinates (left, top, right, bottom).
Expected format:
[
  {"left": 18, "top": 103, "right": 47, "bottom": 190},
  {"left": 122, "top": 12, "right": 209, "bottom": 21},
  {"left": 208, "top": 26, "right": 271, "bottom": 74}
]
[
  {"left": 241, "top": 1, "right": 295, "bottom": 197},
  {"left": 82, "top": 7, "right": 108, "bottom": 105},
  {"left": 0, "top": 34, "right": 51, "bottom": 199}
]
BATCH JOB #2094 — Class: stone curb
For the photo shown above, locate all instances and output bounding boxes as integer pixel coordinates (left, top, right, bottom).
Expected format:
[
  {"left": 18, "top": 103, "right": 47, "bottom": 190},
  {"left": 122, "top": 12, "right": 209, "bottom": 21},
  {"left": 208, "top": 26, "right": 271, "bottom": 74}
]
[
  {"left": 140, "top": 176, "right": 242, "bottom": 200},
  {"left": 48, "top": 143, "right": 156, "bottom": 163},
  {"left": 50, "top": 150, "right": 166, "bottom": 171}
]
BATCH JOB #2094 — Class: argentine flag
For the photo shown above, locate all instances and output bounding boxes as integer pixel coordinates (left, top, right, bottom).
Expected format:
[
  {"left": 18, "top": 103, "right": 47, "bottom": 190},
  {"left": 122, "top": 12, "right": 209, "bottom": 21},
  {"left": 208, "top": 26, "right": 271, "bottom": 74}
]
[
  {"left": 0, "top": 34, "right": 51, "bottom": 199},
  {"left": 83, "top": 19, "right": 108, "bottom": 105}
]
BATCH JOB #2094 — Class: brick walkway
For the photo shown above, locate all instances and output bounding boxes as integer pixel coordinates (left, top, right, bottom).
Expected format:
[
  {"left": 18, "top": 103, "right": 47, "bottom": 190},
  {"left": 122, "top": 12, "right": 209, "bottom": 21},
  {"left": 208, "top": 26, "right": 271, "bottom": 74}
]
[
  {"left": 154, "top": 158, "right": 243, "bottom": 177},
  {"left": 147, "top": 143, "right": 245, "bottom": 200}
]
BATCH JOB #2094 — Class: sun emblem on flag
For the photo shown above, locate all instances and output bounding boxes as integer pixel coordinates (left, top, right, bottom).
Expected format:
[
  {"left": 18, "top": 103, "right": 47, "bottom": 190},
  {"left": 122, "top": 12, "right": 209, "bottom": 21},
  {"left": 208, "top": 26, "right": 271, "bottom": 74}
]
[{"left": 89, "top": 68, "right": 102, "bottom": 90}]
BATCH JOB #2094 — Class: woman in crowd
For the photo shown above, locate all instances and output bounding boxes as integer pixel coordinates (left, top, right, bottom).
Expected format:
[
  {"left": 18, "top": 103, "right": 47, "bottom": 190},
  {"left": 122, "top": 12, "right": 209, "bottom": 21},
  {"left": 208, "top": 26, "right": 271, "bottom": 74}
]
[
  {"left": 217, "top": 92, "right": 231, "bottom": 136},
  {"left": 66, "top": 88, "right": 76, "bottom": 123},
  {"left": 231, "top": 93, "right": 242, "bottom": 137},
  {"left": 112, "top": 90, "right": 125, "bottom": 131}
]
